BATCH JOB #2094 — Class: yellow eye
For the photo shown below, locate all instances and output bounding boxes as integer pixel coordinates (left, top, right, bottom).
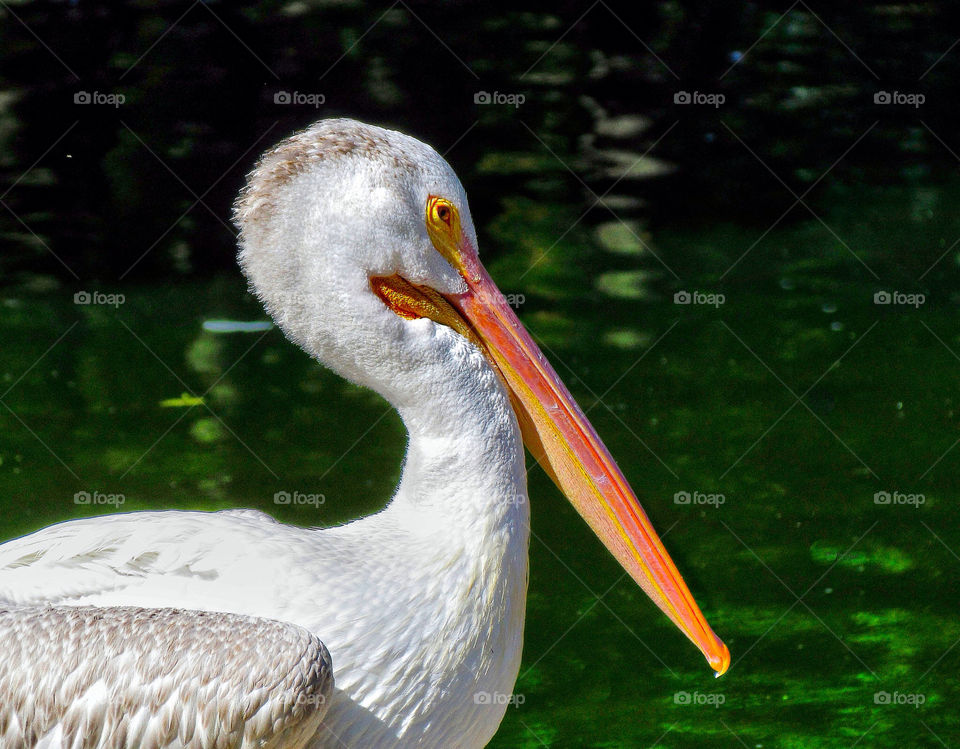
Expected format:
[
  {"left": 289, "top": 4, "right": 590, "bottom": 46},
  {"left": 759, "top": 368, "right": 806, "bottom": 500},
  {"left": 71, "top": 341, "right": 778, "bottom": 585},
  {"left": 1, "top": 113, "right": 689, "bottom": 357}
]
[
  {"left": 425, "top": 195, "right": 468, "bottom": 277},
  {"left": 428, "top": 196, "right": 457, "bottom": 230}
]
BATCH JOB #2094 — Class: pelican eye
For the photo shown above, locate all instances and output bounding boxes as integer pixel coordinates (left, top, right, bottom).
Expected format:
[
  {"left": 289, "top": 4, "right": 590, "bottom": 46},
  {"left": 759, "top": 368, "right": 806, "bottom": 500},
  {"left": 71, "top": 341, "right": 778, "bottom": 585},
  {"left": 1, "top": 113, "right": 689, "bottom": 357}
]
[
  {"left": 427, "top": 196, "right": 458, "bottom": 233},
  {"left": 425, "top": 195, "right": 468, "bottom": 277}
]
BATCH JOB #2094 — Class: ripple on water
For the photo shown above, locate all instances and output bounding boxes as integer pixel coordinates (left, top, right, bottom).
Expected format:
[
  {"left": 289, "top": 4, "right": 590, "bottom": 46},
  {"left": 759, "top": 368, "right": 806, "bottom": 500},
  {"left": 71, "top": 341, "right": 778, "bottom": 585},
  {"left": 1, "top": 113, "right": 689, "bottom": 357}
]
[{"left": 594, "top": 270, "right": 651, "bottom": 300}]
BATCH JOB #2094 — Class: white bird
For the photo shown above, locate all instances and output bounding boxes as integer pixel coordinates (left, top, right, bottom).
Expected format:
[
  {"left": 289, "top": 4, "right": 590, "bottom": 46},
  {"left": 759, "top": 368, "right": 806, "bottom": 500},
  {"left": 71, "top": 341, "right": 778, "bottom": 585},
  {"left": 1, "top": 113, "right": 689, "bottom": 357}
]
[{"left": 0, "top": 119, "right": 729, "bottom": 748}]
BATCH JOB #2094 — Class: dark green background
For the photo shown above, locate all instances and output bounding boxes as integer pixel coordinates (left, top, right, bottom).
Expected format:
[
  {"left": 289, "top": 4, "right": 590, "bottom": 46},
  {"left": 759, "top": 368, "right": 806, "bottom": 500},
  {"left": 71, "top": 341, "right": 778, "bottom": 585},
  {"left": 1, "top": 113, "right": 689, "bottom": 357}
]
[{"left": 2, "top": 2, "right": 959, "bottom": 747}]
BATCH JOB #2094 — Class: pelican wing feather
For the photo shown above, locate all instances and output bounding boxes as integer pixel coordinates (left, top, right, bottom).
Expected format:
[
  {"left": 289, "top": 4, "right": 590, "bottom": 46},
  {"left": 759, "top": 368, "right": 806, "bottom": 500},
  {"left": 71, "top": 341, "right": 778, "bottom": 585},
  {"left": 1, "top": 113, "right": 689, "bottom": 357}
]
[
  {"left": 0, "top": 510, "right": 289, "bottom": 608},
  {"left": 0, "top": 605, "right": 333, "bottom": 749}
]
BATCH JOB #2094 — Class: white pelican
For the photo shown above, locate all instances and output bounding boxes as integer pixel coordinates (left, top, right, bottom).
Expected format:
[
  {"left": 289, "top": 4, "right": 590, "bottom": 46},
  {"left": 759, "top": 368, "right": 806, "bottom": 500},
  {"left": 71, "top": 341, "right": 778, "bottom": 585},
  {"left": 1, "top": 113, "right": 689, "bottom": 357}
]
[{"left": 0, "top": 118, "right": 728, "bottom": 748}]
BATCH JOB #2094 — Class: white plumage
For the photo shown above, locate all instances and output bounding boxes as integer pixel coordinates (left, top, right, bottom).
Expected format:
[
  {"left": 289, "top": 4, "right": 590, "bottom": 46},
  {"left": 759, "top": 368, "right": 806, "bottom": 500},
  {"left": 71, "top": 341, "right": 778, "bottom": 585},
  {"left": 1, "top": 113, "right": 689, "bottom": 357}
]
[{"left": 0, "top": 118, "right": 727, "bottom": 748}]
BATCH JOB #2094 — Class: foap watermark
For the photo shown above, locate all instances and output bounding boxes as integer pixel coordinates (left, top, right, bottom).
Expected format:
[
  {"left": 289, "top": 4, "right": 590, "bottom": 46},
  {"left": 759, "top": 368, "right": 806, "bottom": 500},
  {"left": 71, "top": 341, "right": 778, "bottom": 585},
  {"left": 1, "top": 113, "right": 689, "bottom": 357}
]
[
  {"left": 272, "top": 290, "right": 325, "bottom": 312},
  {"left": 674, "top": 690, "right": 725, "bottom": 708},
  {"left": 474, "top": 691, "right": 524, "bottom": 708},
  {"left": 674, "top": 290, "right": 725, "bottom": 308},
  {"left": 674, "top": 490, "right": 725, "bottom": 508},
  {"left": 274, "top": 91, "right": 326, "bottom": 108},
  {"left": 295, "top": 693, "right": 327, "bottom": 707},
  {"left": 497, "top": 493, "right": 527, "bottom": 507},
  {"left": 74, "top": 490, "right": 125, "bottom": 507},
  {"left": 474, "top": 91, "right": 525, "bottom": 108},
  {"left": 473, "top": 290, "right": 526, "bottom": 309},
  {"left": 874, "top": 490, "right": 925, "bottom": 507},
  {"left": 674, "top": 91, "right": 725, "bottom": 108},
  {"left": 874, "top": 691, "right": 925, "bottom": 708},
  {"left": 74, "top": 91, "right": 125, "bottom": 108},
  {"left": 74, "top": 290, "right": 125, "bottom": 308},
  {"left": 873, "top": 91, "right": 924, "bottom": 108},
  {"left": 873, "top": 290, "right": 925, "bottom": 308},
  {"left": 274, "top": 490, "right": 325, "bottom": 508}
]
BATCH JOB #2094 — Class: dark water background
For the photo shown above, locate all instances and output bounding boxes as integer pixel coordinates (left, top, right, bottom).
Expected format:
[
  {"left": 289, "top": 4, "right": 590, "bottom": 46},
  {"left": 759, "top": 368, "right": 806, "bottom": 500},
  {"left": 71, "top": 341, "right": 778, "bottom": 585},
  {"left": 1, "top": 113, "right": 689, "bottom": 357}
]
[{"left": 3, "top": 2, "right": 960, "bottom": 746}]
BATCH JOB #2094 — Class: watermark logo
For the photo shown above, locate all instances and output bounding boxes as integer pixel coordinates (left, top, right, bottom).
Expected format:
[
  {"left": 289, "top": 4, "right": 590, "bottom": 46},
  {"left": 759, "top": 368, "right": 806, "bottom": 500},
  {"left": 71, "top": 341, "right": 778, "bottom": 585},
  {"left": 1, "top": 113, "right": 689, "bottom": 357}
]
[
  {"left": 874, "top": 490, "right": 924, "bottom": 507},
  {"left": 873, "top": 290, "right": 925, "bottom": 308},
  {"left": 74, "top": 490, "right": 125, "bottom": 507},
  {"left": 74, "top": 91, "right": 125, "bottom": 108},
  {"left": 674, "top": 490, "right": 726, "bottom": 507},
  {"left": 674, "top": 290, "right": 725, "bottom": 308},
  {"left": 474, "top": 691, "right": 525, "bottom": 707},
  {"left": 674, "top": 690, "right": 725, "bottom": 707},
  {"left": 274, "top": 91, "right": 326, "bottom": 108},
  {"left": 472, "top": 290, "right": 526, "bottom": 309},
  {"left": 674, "top": 91, "right": 725, "bottom": 108},
  {"left": 295, "top": 693, "right": 327, "bottom": 706},
  {"left": 873, "top": 91, "right": 924, "bottom": 108},
  {"left": 74, "top": 290, "right": 125, "bottom": 308},
  {"left": 271, "top": 290, "right": 325, "bottom": 311},
  {"left": 474, "top": 91, "right": 525, "bottom": 108},
  {"left": 498, "top": 493, "right": 527, "bottom": 507},
  {"left": 274, "top": 490, "right": 325, "bottom": 507},
  {"left": 874, "top": 691, "right": 925, "bottom": 707}
]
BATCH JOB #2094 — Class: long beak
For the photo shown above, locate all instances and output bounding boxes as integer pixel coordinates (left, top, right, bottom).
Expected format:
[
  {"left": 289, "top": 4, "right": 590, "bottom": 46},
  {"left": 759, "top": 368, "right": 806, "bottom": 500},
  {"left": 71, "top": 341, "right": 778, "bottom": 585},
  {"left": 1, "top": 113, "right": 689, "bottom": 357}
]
[{"left": 369, "top": 257, "right": 729, "bottom": 676}]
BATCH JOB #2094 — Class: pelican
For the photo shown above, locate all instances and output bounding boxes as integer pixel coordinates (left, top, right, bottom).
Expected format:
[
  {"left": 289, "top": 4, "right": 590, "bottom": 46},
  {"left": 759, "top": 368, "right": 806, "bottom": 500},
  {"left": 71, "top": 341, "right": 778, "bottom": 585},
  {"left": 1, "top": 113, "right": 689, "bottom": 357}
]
[{"left": 0, "top": 119, "right": 728, "bottom": 748}]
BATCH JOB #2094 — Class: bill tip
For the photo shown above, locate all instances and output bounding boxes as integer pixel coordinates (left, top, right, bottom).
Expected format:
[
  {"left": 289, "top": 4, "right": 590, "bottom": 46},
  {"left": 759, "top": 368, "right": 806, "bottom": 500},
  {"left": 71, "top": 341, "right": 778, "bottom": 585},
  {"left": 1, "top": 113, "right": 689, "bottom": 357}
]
[{"left": 710, "top": 641, "right": 731, "bottom": 677}]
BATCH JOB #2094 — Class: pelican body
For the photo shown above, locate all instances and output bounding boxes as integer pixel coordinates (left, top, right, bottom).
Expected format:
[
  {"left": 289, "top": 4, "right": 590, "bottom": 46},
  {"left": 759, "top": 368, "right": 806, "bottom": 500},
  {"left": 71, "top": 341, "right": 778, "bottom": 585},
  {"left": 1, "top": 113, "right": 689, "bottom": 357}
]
[{"left": 0, "top": 119, "right": 728, "bottom": 747}]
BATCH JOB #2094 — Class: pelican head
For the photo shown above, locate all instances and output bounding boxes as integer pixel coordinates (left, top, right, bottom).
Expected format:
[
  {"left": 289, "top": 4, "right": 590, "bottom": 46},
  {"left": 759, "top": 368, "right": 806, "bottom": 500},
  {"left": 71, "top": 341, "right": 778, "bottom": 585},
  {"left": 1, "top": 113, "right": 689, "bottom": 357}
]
[{"left": 233, "top": 118, "right": 729, "bottom": 676}]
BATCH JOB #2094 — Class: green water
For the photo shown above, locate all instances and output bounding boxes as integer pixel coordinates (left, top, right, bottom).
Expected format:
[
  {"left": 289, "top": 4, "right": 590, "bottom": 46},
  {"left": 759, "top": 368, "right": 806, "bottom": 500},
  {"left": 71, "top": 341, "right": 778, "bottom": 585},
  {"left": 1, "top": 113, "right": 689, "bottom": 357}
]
[{"left": 2, "top": 181, "right": 960, "bottom": 748}]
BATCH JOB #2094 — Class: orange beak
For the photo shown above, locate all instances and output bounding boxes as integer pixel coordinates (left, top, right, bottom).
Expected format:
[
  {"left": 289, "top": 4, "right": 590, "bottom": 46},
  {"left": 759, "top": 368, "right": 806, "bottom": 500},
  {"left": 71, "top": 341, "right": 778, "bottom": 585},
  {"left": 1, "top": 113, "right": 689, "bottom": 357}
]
[{"left": 369, "top": 225, "right": 729, "bottom": 676}]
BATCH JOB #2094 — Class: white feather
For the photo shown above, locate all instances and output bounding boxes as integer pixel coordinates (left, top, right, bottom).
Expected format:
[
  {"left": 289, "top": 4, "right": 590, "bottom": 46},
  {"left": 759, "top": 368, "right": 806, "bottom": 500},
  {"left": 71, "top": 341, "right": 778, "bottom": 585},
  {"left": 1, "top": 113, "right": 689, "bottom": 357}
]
[{"left": 0, "top": 119, "right": 530, "bottom": 748}]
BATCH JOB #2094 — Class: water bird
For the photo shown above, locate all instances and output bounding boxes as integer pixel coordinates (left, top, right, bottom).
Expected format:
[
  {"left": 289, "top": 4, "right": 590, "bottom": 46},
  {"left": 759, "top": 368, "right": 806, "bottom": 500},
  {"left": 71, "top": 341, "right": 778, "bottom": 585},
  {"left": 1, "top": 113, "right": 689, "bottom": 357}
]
[{"left": 0, "top": 119, "right": 728, "bottom": 748}]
